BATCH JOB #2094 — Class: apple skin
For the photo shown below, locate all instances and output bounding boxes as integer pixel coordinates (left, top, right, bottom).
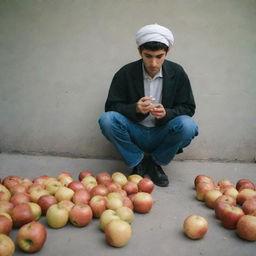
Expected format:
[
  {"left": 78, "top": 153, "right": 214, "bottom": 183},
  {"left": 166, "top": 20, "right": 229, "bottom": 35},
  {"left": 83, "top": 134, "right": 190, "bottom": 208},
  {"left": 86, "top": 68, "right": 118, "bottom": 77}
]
[
  {"left": 111, "top": 172, "right": 128, "bottom": 188},
  {"left": 214, "top": 202, "right": 232, "bottom": 220},
  {"left": 99, "top": 209, "right": 120, "bottom": 231},
  {"left": 68, "top": 181, "right": 85, "bottom": 192},
  {"left": 223, "top": 187, "right": 239, "bottom": 200},
  {"left": 32, "top": 175, "right": 51, "bottom": 185},
  {"left": 46, "top": 204, "right": 69, "bottom": 229},
  {"left": 122, "top": 181, "right": 138, "bottom": 195},
  {"left": 115, "top": 206, "right": 134, "bottom": 224},
  {"left": 133, "top": 192, "right": 153, "bottom": 214},
  {"left": 11, "top": 203, "right": 34, "bottom": 227},
  {"left": 69, "top": 203, "right": 93, "bottom": 227},
  {"left": 27, "top": 202, "right": 42, "bottom": 221},
  {"left": 204, "top": 189, "right": 223, "bottom": 209},
  {"left": 0, "top": 215, "right": 13, "bottom": 235},
  {"left": 9, "top": 184, "right": 28, "bottom": 195},
  {"left": 122, "top": 196, "right": 134, "bottom": 210},
  {"left": 242, "top": 198, "right": 256, "bottom": 215},
  {"left": 128, "top": 174, "right": 143, "bottom": 184},
  {"left": 183, "top": 215, "right": 208, "bottom": 239},
  {"left": 16, "top": 221, "right": 47, "bottom": 253},
  {"left": 236, "top": 189, "right": 256, "bottom": 205},
  {"left": 89, "top": 195, "right": 107, "bottom": 218},
  {"left": 37, "top": 195, "right": 58, "bottom": 215},
  {"left": 105, "top": 219, "right": 132, "bottom": 248},
  {"left": 58, "top": 176, "right": 73, "bottom": 187},
  {"left": 215, "top": 194, "right": 236, "bottom": 206},
  {"left": 54, "top": 187, "right": 74, "bottom": 202},
  {"left": 2, "top": 176, "right": 21, "bottom": 190},
  {"left": 0, "top": 200, "right": 14, "bottom": 214},
  {"left": 194, "top": 175, "right": 214, "bottom": 188},
  {"left": 218, "top": 179, "right": 233, "bottom": 187},
  {"left": 105, "top": 181, "right": 121, "bottom": 192},
  {"left": 96, "top": 172, "right": 112, "bottom": 185},
  {"left": 236, "top": 215, "right": 256, "bottom": 241},
  {"left": 236, "top": 179, "right": 255, "bottom": 191},
  {"left": 196, "top": 182, "right": 215, "bottom": 201},
  {"left": 10, "top": 193, "right": 31, "bottom": 206},
  {"left": 90, "top": 185, "right": 109, "bottom": 197},
  {"left": 78, "top": 170, "right": 93, "bottom": 181},
  {"left": 0, "top": 184, "right": 11, "bottom": 201},
  {"left": 44, "top": 179, "right": 63, "bottom": 195},
  {"left": 72, "top": 189, "right": 91, "bottom": 205},
  {"left": 138, "top": 178, "right": 154, "bottom": 194},
  {"left": 29, "top": 188, "right": 50, "bottom": 203},
  {"left": 220, "top": 205, "right": 244, "bottom": 229},
  {"left": 0, "top": 234, "right": 15, "bottom": 256},
  {"left": 107, "top": 197, "right": 123, "bottom": 210}
]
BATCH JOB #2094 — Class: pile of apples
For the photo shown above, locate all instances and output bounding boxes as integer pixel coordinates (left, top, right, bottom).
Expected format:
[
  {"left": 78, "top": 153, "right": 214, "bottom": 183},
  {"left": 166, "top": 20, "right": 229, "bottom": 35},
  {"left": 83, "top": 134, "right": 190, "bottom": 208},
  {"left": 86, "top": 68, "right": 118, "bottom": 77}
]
[
  {"left": 0, "top": 170, "right": 155, "bottom": 255},
  {"left": 184, "top": 175, "right": 256, "bottom": 241}
]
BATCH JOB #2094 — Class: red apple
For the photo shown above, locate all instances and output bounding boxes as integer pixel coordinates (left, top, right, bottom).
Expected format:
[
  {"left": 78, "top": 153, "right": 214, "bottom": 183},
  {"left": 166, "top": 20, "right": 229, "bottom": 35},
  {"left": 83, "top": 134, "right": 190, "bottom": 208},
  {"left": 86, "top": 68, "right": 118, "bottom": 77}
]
[
  {"left": 0, "top": 215, "right": 12, "bottom": 235},
  {"left": 11, "top": 203, "right": 34, "bottom": 227},
  {"left": 29, "top": 188, "right": 50, "bottom": 203},
  {"left": 220, "top": 205, "right": 244, "bottom": 229},
  {"left": 105, "top": 181, "right": 121, "bottom": 192},
  {"left": 28, "top": 183, "right": 45, "bottom": 193},
  {"left": 37, "top": 195, "right": 58, "bottom": 215},
  {"left": 2, "top": 176, "right": 21, "bottom": 189},
  {"left": 236, "top": 179, "right": 255, "bottom": 191},
  {"left": 68, "top": 181, "right": 85, "bottom": 192},
  {"left": 105, "top": 219, "right": 132, "bottom": 247},
  {"left": 90, "top": 185, "right": 109, "bottom": 197},
  {"left": 0, "top": 234, "right": 15, "bottom": 256},
  {"left": 56, "top": 172, "right": 72, "bottom": 180},
  {"left": 204, "top": 189, "right": 223, "bottom": 209},
  {"left": 96, "top": 172, "right": 112, "bottom": 185},
  {"left": 215, "top": 194, "right": 236, "bottom": 206},
  {"left": 236, "top": 215, "right": 256, "bottom": 241},
  {"left": 123, "top": 181, "right": 138, "bottom": 195},
  {"left": 237, "top": 189, "right": 256, "bottom": 205},
  {"left": 78, "top": 170, "right": 93, "bottom": 181},
  {"left": 194, "top": 175, "right": 214, "bottom": 188},
  {"left": 10, "top": 192, "right": 31, "bottom": 206},
  {"left": 242, "top": 198, "right": 256, "bottom": 215},
  {"left": 69, "top": 203, "right": 93, "bottom": 227},
  {"left": 138, "top": 178, "right": 154, "bottom": 194},
  {"left": 196, "top": 182, "right": 215, "bottom": 201},
  {"left": 16, "top": 221, "right": 47, "bottom": 253},
  {"left": 89, "top": 195, "right": 107, "bottom": 218},
  {"left": 133, "top": 192, "right": 153, "bottom": 213},
  {"left": 72, "top": 189, "right": 91, "bottom": 204},
  {"left": 27, "top": 202, "right": 42, "bottom": 221},
  {"left": 46, "top": 204, "right": 69, "bottom": 228},
  {"left": 183, "top": 215, "right": 208, "bottom": 239},
  {"left": 32, "top": 175, "right": 51, "bottom": 185},
  {"left": 214, "top": 202, "right": 233, "bottom": 220},
  {"left": 9, "top": 184, "right": 27, "bottom": 195},
  {"left": 223, "top": 187, "right": 239, "bottom": 200},
  {"left": 123, "top": 196, "right": 134, "bottom": 210},
  {"left": 0, "top": 200, "right": 14, "bottom": 214}
]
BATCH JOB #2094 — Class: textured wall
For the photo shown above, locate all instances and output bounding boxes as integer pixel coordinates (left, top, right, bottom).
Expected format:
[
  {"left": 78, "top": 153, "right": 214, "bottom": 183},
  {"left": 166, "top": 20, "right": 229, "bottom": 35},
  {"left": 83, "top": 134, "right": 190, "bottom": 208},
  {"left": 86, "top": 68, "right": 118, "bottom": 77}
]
[{"left": 0, "top": 0, "right": 255, "bottom": 161}]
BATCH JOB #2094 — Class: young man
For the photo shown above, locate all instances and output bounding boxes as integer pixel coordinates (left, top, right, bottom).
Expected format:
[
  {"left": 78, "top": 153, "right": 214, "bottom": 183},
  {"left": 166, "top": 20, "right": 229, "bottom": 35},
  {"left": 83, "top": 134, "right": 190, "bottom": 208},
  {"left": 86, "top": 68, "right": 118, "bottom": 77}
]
[{"left": 99, "top": 24, "right": 198, "bottom": 187}]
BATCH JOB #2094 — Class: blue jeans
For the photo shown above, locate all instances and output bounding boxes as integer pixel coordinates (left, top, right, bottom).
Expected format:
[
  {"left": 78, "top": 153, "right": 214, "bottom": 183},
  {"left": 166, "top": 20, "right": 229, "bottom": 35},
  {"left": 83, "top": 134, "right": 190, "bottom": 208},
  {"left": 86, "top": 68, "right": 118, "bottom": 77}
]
[{"left": 98, "top": 111, "right": 199, "bottom": 168}]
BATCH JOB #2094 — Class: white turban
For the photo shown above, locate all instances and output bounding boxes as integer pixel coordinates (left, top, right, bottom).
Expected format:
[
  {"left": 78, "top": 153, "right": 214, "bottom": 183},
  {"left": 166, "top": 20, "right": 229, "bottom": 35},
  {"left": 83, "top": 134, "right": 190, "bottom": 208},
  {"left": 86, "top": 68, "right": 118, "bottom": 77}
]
[{"left": 135, "top": 24, "right": 174, "bottom": 47}]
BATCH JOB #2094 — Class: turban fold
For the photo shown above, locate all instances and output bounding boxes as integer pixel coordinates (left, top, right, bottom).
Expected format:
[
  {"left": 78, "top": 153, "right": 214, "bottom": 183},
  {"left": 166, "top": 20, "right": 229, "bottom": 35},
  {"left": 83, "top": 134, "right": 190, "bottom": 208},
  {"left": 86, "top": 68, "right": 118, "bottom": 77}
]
[{"left": 136, "top": 24, "right": 174, "bottom": 47}]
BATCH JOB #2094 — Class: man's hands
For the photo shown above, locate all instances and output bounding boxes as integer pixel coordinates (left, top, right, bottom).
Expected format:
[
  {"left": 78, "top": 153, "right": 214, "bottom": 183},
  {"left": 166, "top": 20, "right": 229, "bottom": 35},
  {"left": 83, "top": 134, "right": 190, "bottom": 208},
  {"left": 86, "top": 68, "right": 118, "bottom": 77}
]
[{"left": 136, "top": 97, "right": 166, "bottom": 119}]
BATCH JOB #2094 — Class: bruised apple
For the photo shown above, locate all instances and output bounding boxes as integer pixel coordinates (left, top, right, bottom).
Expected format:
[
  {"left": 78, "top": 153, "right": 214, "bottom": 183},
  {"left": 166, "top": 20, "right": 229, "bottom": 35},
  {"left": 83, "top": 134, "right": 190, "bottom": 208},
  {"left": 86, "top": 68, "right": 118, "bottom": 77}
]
[{"left": 183, "top": 215, "right": 208, "bottom": 239}]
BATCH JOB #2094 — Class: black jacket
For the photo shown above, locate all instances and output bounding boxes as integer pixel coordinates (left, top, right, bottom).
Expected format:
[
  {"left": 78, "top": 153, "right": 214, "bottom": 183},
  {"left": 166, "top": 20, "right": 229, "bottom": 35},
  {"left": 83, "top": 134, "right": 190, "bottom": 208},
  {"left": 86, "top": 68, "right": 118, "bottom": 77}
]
[{"left": 105, "top": 59, "right": 196, "bottom": 126}]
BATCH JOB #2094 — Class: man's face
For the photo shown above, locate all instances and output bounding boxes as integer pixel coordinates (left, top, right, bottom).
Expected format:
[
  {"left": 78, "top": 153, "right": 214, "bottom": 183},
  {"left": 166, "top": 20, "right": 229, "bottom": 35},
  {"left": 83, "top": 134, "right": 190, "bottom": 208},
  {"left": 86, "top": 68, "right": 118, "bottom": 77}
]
[{"left": 139, "top": 49, "right": 168, "bottom": 78}]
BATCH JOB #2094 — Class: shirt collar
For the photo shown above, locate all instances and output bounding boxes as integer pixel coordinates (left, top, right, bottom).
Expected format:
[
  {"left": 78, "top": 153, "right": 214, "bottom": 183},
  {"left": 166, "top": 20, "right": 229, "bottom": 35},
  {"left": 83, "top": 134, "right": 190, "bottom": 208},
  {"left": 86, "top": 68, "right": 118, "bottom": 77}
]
[{"left": 142, "top": 63, "right": 163, "bottom": 80}]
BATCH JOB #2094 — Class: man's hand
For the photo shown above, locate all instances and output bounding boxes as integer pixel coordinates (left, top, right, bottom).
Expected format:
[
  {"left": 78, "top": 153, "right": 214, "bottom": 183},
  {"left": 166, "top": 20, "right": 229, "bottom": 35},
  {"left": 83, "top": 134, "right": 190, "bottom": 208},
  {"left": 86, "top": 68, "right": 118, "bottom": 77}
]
[
  {"left": 136, "top": 96, "right": 154, "bottom": 115},
  {"left": 150, "top": 104, "right": 166, "bottom": 119}
]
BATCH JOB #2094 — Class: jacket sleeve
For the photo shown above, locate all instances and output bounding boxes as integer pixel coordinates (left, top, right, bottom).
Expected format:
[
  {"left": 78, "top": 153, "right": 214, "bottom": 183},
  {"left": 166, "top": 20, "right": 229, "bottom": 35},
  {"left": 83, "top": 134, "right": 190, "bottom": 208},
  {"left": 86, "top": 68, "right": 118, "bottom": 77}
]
[
  {"left": 156, "top": 67, "right": 196, "bottom": 126},
  {"left": 105, "top": 70, "right": 148, "bottom": 122}
]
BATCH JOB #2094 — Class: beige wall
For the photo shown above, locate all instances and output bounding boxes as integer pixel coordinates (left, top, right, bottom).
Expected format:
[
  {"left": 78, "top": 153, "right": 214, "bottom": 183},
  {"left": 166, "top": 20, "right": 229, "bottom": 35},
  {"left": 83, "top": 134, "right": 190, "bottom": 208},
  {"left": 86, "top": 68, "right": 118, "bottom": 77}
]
[{"left": 0, "top": 0, "right": 255, "bottom": 161}]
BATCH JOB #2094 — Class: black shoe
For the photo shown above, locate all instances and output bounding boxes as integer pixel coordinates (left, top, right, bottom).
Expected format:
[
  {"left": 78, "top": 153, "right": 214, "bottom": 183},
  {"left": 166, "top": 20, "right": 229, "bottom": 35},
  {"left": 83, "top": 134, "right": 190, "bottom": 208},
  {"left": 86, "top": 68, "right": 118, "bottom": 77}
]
[
  {"left": 148, "top": 157, "right": 169, "bottom": 187},
  {"left": 131, "top": 157, "right": 148, "bottom": 177}
]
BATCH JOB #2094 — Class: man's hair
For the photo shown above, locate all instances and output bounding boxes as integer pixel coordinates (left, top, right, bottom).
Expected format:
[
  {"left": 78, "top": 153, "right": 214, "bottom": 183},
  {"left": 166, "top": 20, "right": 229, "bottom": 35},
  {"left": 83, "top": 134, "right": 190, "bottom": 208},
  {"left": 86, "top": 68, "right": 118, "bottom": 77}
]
[{"left": 139, "top": 41, "right": 169, "bottom": 53}]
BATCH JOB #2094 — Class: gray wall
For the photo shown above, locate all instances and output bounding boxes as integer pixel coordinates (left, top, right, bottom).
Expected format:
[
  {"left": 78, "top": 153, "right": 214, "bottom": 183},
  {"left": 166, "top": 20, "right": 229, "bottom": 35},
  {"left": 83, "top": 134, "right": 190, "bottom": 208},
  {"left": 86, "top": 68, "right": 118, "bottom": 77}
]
[{"left": 0, "top": 0, "right": 255, "bottom": 162}]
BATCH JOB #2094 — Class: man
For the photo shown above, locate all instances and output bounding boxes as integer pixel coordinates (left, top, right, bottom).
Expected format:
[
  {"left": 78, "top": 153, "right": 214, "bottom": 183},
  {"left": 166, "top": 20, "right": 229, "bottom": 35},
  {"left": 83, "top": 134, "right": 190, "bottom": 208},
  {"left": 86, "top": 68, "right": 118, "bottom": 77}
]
[{"left": 99, "top": 24, "right": 198, "bottom": 187}]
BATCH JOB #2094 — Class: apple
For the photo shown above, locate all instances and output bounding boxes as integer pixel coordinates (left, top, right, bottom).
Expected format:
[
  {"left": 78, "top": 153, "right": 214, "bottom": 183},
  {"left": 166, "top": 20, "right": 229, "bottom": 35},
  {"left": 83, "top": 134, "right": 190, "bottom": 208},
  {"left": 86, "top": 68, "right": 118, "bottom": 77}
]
[
  {"left": 204, "top": 189, "right": 223, "bottom": 209},
  {"left": 37, "top": 195, "right": 57, "bottom": 215},
  {"left": 215, "top": 194, "right": 236, "bottom": 206},
  {"left": 107, "top": 192, "right": 123, "bottom": 200},
  {"left": 68, "top": 181, "right": 85, "bottom": 192},
  {"left": 220, "top": 205, "right": 244, "bottom": 229},
  {"left": 128, "top": 174, "right": 143, "bottom": 184},
  {"left": 114, "top": 188, "right": 127, "bottom": 199},
  {"left": 242, "top": 198, "right": 256, "bottom": 215},
  {"left": 123, "top": 181, "right": 138, "bottom": 195},
  {"left": 69, "top": 203, "right": 93, "bottom": 227},
  {"left": 218, "top": 179, "right": 233, "bottom": 186},
  {"left": 20, "top": 178, "right": 33, "bottom": 189},
  {"left": 0, "top": 201, "right": 14, "bottom": 214},
  {"left": 96, "top": 172, "right": 112, "bottom": 185},
  {"left": 44, "top": 179, "right": 63, "bottom": 195},
  {"left": 105, "top": 181, "right": 121, "bottom": 192},
  {"left": 219, "top": 184, "right": 235, "bottom": 194},
  {"left": 81, "top": 176, "right": 97, "bottom": 191},
  {"left": 111, "top": 172, "right": 127, "bottom": 187},
  {"left": 0, "top": 234, "right": 15, "bottom": 256},
  {"left": 33, "top": 175, "right": 51, "bottom": 185},
  {"left": 90, "top": 185, "right": 109, "bottom": 197},
  {"left": 56, "top": 172, "right": 72, "bottom": 180},
  {"left": 10, "top": 193, "right": 31, "bottom": 206},
  {"left": 99, "top": 209, "right": 120, "bottom": 231},
  {"left": 46, "top": 204, "right": 69, "bottom": 228},
  {"left": 54, "top": 187, "right": 74, "bottom": 202},
  {"left": 16, "top": 221, "right": 47, "bottom": 253},
  {"left": 236, "top": 179, "right": 255, "bottom": 191},
  {"left": 72, "top": 189, "right": 91, "bottom": 204},
  {"left": 115, "top": 206, "right": 134, "bottom": 224},
  {"left": 236, "top": 215, "right": 256, "bottom": 241},
  {"left": 58, "top": 200, "right": 74, "bottom": 213},
  {"left": 122, "top": 196, "right": 134, "bottom": 210},
  {"left": 183, "top": 215, "right": 208, "bottom": 239},
  {"left": 2, "top": 176, "right": 21, "bottom": 189},
  {"left": 28, "top": 183, "right": 45, "bottom": 193},
  {"left": 105, "top": 219, "right": 132, "bottom": 247},
  {"left": 0, "top": 212, "right": 12, "bottom": 222},
  {"left": 133, "top": 192, "right": 153, "bottom": 213},
  {"left": 194, "top": 175, "right": 214, "bottom": 188},
  {"left": 11, "top": 203, "right": 34, "bottom": 227},
  {"left": 58, "top": 176, "right": 73, "bottom": 187},
  {"left": 27, "top": 202, "right": 42, "bottom": 221},
  {"left": 9, "top": 184, "right": 27, "bottom": 195},
  {"left": 138, "top": 178, "right": 154, "bottom": 194},
  {"left": 237, "top": 189, "right": 256, "bottom": 205},
  {"left": 107, "top": 197, "right": 123, "bottom": 210},
  {"left": 214, "top": 202, "right": 232, "bottom": 220},
  {"left": 89, "top": 195, "right": 107, "bottom": 218},
  {"left": 78, "top": 170, "right": 93, "bottom": 181},
  {"left": 29, "top": 188, "right": 50, "bottom": 203},
  {"left": 0, "top": 184, "right": 11, "bottom": 201},
  {"left": 223, "top": 187, "right": 239, "bottom": 200},
  {"left": 0, "top": 215, "right": 13, "bottom": 235},
  {"left": 196, "top": 182, "right": 215, "bottom": 201}
]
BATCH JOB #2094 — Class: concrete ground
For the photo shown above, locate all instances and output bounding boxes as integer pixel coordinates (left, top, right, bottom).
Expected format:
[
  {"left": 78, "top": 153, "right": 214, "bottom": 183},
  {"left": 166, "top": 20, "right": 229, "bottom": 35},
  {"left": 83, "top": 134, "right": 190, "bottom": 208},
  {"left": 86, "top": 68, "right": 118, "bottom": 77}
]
[{"left": 0, "top": 153, "right": 255, "bottom": 256}]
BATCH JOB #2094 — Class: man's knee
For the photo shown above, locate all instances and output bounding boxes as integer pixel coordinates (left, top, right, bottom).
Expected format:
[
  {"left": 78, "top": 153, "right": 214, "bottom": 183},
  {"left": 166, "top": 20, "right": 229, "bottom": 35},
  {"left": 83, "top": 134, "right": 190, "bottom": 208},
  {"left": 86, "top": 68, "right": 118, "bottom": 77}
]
[{"left": 98, "top": 111, "right": 126, "bottom": 132}]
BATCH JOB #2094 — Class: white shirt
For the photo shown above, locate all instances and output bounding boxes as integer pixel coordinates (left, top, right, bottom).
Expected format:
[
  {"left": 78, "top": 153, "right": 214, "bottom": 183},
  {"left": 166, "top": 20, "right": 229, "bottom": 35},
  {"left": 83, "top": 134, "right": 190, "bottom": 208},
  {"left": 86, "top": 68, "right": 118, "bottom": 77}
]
[{"left": 139, "top": 65, "right": 163, "bottom": 127}]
